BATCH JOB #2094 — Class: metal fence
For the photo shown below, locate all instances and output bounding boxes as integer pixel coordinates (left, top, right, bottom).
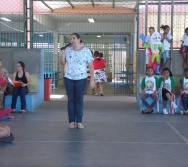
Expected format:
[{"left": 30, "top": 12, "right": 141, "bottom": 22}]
[
  {"left": 0, "top": 0, "right": 188, "bottom": 94},
  {"left": 138, "top": 0, "right": 188, "bottom": 49}
]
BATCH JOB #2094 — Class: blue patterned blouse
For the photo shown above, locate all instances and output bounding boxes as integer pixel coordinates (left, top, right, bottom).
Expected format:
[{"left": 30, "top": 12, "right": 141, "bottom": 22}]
[{"left": 64, "top": 47, "right": 93, "bottom": 80}]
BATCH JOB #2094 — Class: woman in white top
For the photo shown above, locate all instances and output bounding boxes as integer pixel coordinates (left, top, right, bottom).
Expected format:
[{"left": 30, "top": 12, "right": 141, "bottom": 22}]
[
  {"left": 180, "top": 27, "right": 188, "bottom": 69},
  {"left": 60, "top": 33, "right": 95, "bottom": 129},
  {"left": 160, "top": 25, "right": 173, "bottom": 72}
]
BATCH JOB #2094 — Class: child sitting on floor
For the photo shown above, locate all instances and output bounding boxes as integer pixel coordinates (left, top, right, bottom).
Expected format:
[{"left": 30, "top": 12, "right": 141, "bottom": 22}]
[
  {"left": 158, "top": 67, "right": 177, "bottom": 114},
  {"left": 180, "top": 67, "right": 188, "bottom": 114},
  {"left": 0, "top": 123, "right": 14, "bottom": 143},
  {"left": 140, "top": 67, "right": 159, "bottom": 114}
]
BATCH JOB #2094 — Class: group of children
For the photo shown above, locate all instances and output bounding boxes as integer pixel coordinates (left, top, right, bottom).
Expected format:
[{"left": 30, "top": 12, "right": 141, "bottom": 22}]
[
  {"left": 140, "top": 25, "right": 188, "bottom": 114},
  {"left": 141, "top": 66, "right": 188, "bottom": 114},
  {"left": 144, "top": 26, "right": 188, "bottom": 73}
]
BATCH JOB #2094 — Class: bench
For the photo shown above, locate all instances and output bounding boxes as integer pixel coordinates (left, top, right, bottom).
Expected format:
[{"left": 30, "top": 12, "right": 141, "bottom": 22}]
[
  {"left": 137, "top": 74, "right": 183, "bottom": 114},
  {"left": 0, "top": 49, "right": 44, "bottom": 112},
  {"left": 139, "top": 96, "right": 181, "bottom": 114},
  {"left": 4, "top": 93, "right": 40, "bottom": 112}
]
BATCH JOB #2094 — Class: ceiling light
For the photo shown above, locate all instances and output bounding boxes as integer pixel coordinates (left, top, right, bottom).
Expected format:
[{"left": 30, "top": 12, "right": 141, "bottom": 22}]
[
  {"left": 97, "top": 35, "right": 101, "bottom": 37},
  {"left": 1, "top": 17, "right": 11, "bottom": 22},
  {"left": 88, "top": 18, "right": 95, "bottom": 23},
  {"left": 39, "top": 35, "right": 44, "bottom": 37}
]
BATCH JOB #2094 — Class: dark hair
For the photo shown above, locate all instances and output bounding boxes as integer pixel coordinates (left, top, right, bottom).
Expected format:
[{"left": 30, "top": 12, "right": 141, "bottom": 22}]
[
  {"left": 99, "top": 52, "right": 103, "bottom": 58},
  {"left": 71, "top": 33, "right": 83, "bottom": 43},
  {"left": 94, "top": 51, "right": 101, "bottom": 60},
  {"left": 94, "top": 51, "right": 100, "bottom": 57},
  {"left": 184, "top": 67, "right": 188, "bottom": 72},
  {"left": 90, "top": 50, "right": 93, "bottom": 55},
  {"left": 149, "top": 27, "right": 155, "bottom": 31},
  {"left": 162, "top": 67, "right": 173, "bottom": 77},
  {"left": 185, "top": 27, "right": 188, "bottom": 33},
  {"left": 160, "top": 25, "right": 170, "bottom": 31},
  {"left": 17, "top": 61, "right": 25, "bottom": 71},
  {"left": 147, "top": 66, "right": 154, "bottom": 71}
]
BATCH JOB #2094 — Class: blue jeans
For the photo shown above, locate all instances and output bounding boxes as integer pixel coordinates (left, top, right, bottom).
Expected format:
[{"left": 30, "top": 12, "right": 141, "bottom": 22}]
[
  {"left": 141, "top": 93, "right": 157, "bottom": 109},
  {"left": 11, "top": 87, "right": 29, "bottom": 110},
  {"left": 182, "top": 94, "right": 188, "bottom": 111},
  {"left": 64, "top": 77, "right": 87, "bottom": 123}
]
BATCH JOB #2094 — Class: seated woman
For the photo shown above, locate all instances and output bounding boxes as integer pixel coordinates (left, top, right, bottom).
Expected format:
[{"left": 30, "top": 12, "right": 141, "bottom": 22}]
[
  {"left": 0, "top": 59, "right": 14, "bottom": 119},
  {"left": 0, "top": 123, "right": 14, "bottom": 143},
  {"left": 0, "top": 59, "right": 9, "bottom": 110},
  {"left": 11, "top": 61, "right": 30, "bottom": 113}
]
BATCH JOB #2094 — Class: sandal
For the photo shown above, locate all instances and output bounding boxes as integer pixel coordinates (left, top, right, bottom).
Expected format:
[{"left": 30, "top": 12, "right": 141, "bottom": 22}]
[
  {"left": 20, "top": 110, "right": 25, "bottom": 113},
  {"left": 142, "top": 109, "right": 153, "bottom": 114},
  {"left": 69, "top": 122, "right": 75, "bottom": 129},
  {"left": 77, "top": 123, "right": 84, "bottom": 129}
]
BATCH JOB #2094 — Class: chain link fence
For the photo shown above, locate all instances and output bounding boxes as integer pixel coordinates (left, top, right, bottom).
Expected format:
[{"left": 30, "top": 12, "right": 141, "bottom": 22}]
[
  {"left": 138, "top": 0, "right": 188, "bottom": 49},
  {"left": 1, "top": 0, "right": 188, "bottom": 94}
]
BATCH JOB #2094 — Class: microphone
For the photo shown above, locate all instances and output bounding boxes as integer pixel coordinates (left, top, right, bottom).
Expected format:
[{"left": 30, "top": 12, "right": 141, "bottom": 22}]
[{"left": 60, "top": 43, "right": 71, "bottom": 51}]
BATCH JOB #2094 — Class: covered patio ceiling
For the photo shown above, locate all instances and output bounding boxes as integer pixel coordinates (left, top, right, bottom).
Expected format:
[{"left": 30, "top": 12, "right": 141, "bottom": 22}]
[{"left": 33, "top": 0, "right": 138, "bottom": 10}]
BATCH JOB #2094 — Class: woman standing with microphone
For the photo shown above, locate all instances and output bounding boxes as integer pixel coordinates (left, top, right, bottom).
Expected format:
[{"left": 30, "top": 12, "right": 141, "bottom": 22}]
[{"left": 60, "top": 33, "right": 95, "bottom": 129}]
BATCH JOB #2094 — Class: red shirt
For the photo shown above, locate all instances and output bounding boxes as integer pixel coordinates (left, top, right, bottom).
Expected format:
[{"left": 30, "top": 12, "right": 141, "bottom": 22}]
[{"left": 93, "top": 58, "right": 105, "bottom": 70}]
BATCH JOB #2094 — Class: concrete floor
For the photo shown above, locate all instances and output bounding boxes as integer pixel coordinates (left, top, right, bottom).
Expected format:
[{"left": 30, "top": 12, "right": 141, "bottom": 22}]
[{"left": 1, "top": 95, "right": 188, "bottom": 167}]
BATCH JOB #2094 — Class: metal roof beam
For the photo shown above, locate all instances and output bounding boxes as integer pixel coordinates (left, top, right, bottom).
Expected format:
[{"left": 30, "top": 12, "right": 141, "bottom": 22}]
[
  {"left": 112, "top": 0, "right": 115, "bottom": 8},
  {"left": 91, "top": 0, "right": 94, "bottom": 7},
  {"left": 41, "top": 0, "right": 53, "bottom": 12},
  {"left": 66, "top": 0, "right": 74, "bottom": 9}
]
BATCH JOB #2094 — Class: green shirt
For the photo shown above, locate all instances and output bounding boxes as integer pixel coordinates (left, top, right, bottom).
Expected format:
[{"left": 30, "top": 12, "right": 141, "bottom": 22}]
[
  {"left": 158, "top": 76, "right": 176, "bottom": 91},
  {"left": 140, "top": 76, "right": 159, "bottom": 89}
]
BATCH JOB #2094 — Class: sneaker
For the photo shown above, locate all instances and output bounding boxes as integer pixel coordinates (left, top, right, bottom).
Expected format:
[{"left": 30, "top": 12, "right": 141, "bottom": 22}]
[
  {"left": 163, "top": 109, "right": 168, "bottom": 115},
  {"left": 180, "top": 110, "right": 184, "bottom": 115},
  {"left": 171, "top": 102, "right": 177, "bottom": 109},
  {"left": 69, "top": 122, "right": 75, "bottom": 129},
  {"left": 0, "top": 133, "right": 14, "bottom": 143},
  {"left": 8, "top": 114, "right": 14, "bottom": 119},
  {"left": 100, "top": 93, "right": 104, "bottom": 96},
  {"left": 77, "top": 123, "right": 84, "bottom": 129},
  {"left": 94, "top": 94, "right": 99, "bottom": 96},
  {"left": 184, "top": 110, "right": 188, "bottom": 114}
]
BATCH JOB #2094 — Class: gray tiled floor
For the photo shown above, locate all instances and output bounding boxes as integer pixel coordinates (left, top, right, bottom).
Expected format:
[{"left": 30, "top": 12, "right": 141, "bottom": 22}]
[{"left": 1, "top": 95, "right": 188, "bottom": 167}]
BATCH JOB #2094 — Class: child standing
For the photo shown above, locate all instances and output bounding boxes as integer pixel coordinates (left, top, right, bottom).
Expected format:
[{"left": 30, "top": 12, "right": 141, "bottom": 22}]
[
  {"left": 180, "top": 67, "right": 188, "bottom": 114},
  {"left": 140, "top": 67, "right": 159, "bottom": 114},
  {"left": 160, "top": 25, "right": 173, "bottom": 72},
  {"left": 144, "top": 27, "right": 155, "bottom": 71},
  {"left": 158, "top": 67, "right": 177, "bottom": 114},
  {"left": 180, "top": 27, "right": 188, "bottom": 69},
  {"left": 93, "top": 51, "right": 107, "bottom": 96}
]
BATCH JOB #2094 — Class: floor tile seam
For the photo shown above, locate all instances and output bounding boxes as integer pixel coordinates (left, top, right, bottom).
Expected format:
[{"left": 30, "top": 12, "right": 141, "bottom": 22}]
[
  {"left": 166, "top": 122, "right": 188, "bottom": 144},
  {"left": 12, "top": 140, "right": 186, "bottom": 145},
  {"left": 7, "top": 119, "right": 188, "bottom": 124},
  {"left": 52, "top": 100, "right": 137, "bottom": 102}
]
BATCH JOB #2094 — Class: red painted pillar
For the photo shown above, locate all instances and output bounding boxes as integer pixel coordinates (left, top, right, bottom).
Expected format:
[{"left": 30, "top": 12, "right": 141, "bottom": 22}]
[{"left": 44, "top": 78, "right": 51, "bottom": 101}]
